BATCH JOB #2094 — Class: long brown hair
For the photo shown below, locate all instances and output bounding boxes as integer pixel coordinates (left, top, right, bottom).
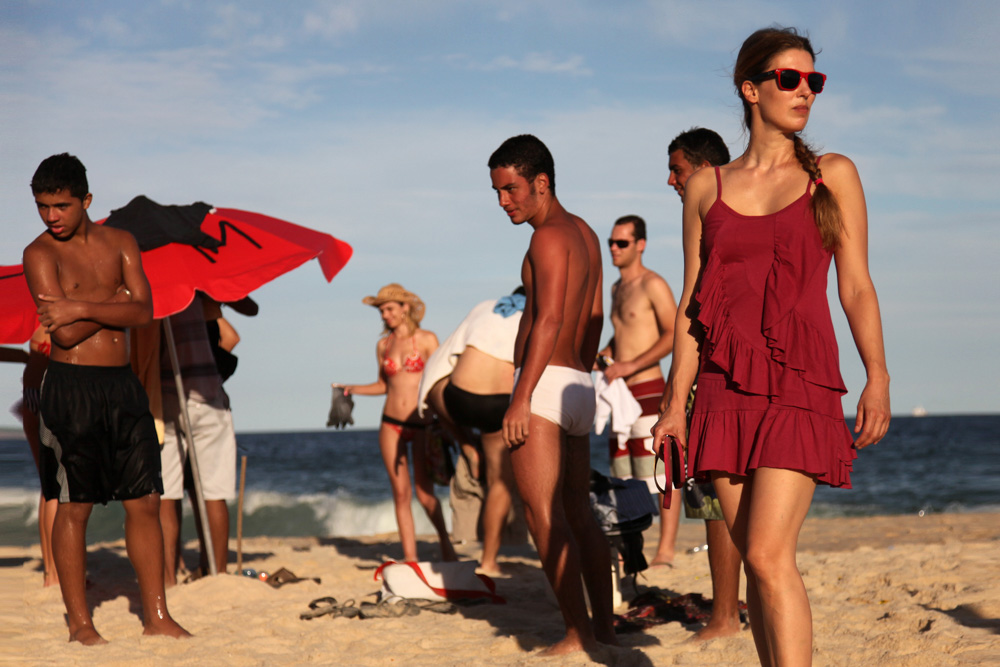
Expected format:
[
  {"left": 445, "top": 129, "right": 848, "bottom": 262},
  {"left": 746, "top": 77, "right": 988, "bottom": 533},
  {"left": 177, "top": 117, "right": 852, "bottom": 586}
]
[{"left": 735, "top": 27, "right": 843, "bottom": 251}]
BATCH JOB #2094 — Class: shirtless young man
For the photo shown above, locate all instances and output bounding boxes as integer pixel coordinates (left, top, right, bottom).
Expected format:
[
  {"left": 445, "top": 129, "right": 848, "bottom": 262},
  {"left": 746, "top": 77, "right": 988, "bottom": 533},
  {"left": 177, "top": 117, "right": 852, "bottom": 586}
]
[
  {"left": 489, "top": 135, "right": 616, "bottom": 656},
  {"left": 597, "top": 214, "right": 680, "bottom": 566},
  {"left": 23, "top": 153, "right": 189, "bottom": 645}
]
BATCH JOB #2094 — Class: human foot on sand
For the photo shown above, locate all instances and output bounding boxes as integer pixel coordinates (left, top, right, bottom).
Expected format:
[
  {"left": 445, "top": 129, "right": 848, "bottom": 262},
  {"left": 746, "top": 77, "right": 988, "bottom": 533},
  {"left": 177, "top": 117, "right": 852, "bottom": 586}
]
[
  {"left": 143, "top": 618, "right": 192, "bottom": 639},
  {"left": 689, "top": 615, "right": 742, "bottom": 642},
  {"left": 475, "top": 562, "right": 506, "bottom": 578},
  {"left": 538, "top": 633, "right": 604, "bottom": 658},
  {"left": 69, "top": 626, "right": 107, "bottom": 646}
]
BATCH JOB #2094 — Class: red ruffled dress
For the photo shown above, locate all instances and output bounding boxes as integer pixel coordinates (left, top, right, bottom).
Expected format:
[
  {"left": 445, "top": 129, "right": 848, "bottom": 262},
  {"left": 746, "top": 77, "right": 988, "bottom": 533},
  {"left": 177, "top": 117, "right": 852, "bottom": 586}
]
[{"left": 686, "top": 167, "right": 856, "bottom": 488}]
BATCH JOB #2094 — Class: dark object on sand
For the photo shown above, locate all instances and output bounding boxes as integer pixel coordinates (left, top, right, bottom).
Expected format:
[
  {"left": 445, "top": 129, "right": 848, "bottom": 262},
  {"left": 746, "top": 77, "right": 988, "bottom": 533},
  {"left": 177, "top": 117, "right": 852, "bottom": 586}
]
[
  {"left": 590, "top": 470, "right": 658, "bottom": 577},
  {"left": 327, "top": 388, "right": 355, "bottom": 429},
  {"left": 269, "top": 567, "right": 321, "bottom": 589},
  {"left": 613, "top": 589, "right": 748, "bottom": 633}
]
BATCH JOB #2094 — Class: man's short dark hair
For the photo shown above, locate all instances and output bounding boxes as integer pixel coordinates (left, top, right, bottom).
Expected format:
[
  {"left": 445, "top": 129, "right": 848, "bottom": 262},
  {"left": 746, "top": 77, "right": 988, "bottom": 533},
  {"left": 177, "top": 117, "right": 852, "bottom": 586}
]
[
  {"left": 668, "top": 128, "right": 731, "bottom": 168},
  {"left": 31, "top": 153, "right": 89, "bottom": 200},
  {"left": 488, "top": 134, "right": 556, "bottom": 195},
  {"left": 614, "top": 215, "right": 646, "bottom": 241}
]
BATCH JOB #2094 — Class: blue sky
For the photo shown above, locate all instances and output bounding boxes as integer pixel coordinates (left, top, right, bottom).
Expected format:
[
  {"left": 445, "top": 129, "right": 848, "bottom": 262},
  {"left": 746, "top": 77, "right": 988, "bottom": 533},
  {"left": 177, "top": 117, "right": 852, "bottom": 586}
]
[{"left": 1, "top": 0, "right": 997, "bottom": 431}]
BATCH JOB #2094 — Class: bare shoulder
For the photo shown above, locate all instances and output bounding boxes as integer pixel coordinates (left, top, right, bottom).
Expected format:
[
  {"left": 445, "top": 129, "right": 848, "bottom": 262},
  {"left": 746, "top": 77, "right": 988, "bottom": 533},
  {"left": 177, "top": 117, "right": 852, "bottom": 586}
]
[
  {"left": 527, "top": 220, "right": 571, "bottom": 255},
  {"left": 22, "top": 233, "right": 59, "bottom": 269},
  {"left": 641, "top": 268, "right": 669, "bottom": 289},
  {"left": 687, "top": 164, "right": 716, "bottom": 190},
  {"left": 23, "top": 233, "right": 52, "bottom": 258},
  {"left": 571, "top": 213, "right": 598, "bottom": 239},
  {"left": 640, "top": 269, "right": 674, "bottom": 301},
  {"left": 819, "top": 153, "right": 860, "bottom": 180},
  {"left": 818, "top": 153, "right": 864, "bottom": 196},
  {"left": 686, "top": 166, "right": 717, "bottom": 207}
]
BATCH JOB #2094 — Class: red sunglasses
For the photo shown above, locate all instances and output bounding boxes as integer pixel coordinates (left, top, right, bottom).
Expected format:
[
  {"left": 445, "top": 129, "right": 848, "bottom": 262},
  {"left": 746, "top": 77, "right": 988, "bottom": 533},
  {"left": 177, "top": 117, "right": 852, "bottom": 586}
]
[{"left": 750, "top": 68, "right": 826, "bottom": 94}]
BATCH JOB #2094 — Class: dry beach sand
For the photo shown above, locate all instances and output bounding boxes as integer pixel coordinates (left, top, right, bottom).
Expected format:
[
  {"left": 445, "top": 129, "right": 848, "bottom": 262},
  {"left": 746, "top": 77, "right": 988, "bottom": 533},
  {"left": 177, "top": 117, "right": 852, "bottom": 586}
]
[{"left": 2, "top": 512, "right": 998, "bottom": 666}]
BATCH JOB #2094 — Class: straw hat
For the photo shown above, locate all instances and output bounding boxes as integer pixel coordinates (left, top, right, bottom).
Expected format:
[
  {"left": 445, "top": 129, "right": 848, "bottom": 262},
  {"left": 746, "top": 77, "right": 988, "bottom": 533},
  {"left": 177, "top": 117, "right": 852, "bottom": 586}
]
[{"left": 362, "top": 283, "right": 425, "bottom": 324}]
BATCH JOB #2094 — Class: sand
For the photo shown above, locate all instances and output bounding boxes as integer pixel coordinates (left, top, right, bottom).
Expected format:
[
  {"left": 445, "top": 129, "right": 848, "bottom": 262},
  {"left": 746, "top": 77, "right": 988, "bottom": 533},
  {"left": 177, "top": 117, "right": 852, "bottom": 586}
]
[{"left": 2, "top": 512, "right": 998, "bottom": 666}]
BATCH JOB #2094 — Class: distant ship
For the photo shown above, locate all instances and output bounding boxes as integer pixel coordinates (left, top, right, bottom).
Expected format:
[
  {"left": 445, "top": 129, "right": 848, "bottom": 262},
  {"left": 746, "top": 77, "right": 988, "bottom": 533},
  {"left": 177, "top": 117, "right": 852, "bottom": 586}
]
[{"left": 911, "top": 406, "right": 928, "bottom": 417}]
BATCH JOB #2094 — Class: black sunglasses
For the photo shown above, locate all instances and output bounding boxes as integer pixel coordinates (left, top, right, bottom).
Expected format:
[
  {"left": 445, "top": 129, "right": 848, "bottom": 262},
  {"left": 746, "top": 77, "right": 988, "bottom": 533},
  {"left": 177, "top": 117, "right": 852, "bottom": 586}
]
[
  {"left": 750, "top": 68, "right": 826, "bottom": 94},
  {"left": 607, "top": 239, "right": 632, "bottom": 249}
]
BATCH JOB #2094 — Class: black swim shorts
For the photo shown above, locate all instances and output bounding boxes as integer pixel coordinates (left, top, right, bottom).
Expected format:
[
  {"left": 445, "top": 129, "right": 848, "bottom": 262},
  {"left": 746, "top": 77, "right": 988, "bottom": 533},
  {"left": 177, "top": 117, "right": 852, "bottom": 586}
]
[
  {"left": 443, "top": 383, "right": 510, "bottom": 434},
  {"left": 39, "top": 360, "right": 163, "bottom": 504}
]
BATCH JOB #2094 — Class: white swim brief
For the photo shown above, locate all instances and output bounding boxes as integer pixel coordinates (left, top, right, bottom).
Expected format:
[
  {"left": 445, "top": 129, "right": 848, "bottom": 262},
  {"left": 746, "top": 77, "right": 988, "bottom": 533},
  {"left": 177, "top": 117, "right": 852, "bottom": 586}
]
[{"left": 513, "top": 366, "right": 596, "bottom": 437}]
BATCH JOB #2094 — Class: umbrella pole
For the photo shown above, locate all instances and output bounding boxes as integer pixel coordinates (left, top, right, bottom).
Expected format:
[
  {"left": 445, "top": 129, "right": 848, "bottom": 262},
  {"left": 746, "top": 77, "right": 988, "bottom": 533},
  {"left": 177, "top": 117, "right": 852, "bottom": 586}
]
[
  {"left": 237, "top": 455, "right": 247, "bottom": 572},
  {"left": 162, "top": 317, "right": 218, "bottom": 577}
]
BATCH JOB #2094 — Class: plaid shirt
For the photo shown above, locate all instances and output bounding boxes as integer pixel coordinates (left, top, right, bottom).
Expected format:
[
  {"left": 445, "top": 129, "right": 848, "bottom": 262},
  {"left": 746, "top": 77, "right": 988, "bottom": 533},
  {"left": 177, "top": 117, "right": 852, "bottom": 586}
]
[{"left": 160, "top": 295, "right": 223, "bottom": 403}]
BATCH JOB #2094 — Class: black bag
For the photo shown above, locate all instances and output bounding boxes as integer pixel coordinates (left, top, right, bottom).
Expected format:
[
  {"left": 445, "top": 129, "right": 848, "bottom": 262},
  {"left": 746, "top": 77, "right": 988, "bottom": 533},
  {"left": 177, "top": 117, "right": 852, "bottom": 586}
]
[{"left": 589, "top": 470, "right": 659, "bottom": 576}]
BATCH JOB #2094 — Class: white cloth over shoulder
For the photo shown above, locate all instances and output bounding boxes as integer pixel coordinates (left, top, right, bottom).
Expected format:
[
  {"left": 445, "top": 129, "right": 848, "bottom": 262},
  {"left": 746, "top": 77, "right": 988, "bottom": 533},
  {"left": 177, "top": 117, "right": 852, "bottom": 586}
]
[
  {"left": 417, "top": 299, "right": 521, "bottom": 417},
  {"left": 593, "top": 371, "right": 643, "bottom": 448}
]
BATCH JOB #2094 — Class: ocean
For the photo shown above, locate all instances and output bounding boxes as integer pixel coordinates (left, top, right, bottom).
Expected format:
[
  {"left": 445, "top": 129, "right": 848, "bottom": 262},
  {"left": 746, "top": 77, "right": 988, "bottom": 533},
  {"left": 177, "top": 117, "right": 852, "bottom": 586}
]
[{"left": 1, "top": 415, "right": 998, "bottom": 547}]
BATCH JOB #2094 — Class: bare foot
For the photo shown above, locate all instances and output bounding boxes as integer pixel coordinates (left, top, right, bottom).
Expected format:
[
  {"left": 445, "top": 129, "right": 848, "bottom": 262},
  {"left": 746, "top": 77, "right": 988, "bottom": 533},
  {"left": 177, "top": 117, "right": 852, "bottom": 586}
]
[
  {"left": 648, "top": 556, "right": 675, "bottom": 568},
  {"left": 538, "top": 633, "right": 602, "bottom": 657},
  {"left": 143, "top": 618, "right": 193, "bottom": 639},
  {"left": 69, "top": 627, "right": 108, "bottom": 646},
  {"left": 475, "top": 563, "right": 504, "bottom": 578},
  {"left": 43, "top": 574, "right": 60, "bottom": 588},
  {"left": 690, "top": 616, "right": 742, "bottom": 642},
  {"left": 538, "top": 637, "right": 585, "bottom": 657}
]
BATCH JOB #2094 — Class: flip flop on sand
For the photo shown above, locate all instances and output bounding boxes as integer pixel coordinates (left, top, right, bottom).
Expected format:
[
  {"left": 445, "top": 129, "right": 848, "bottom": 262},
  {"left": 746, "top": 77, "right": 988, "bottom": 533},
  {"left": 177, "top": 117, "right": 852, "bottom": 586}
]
[
  {"left": 329, "top": 599, "right": 360, "bottom": 619},
  {"left": 359, "top": 596, "right": 420, "bottom": 619},
  {"left": 269, "top": 567, "right": 321, "bottom": 589},
  {"left": 300, "top": 597, "right": 340, "bottom": 620},
  {"left": 412, "top": 599, "right": 458, "bottom": 615},
  {"left": 300, "top": 597, "right": 362, "bottom": 620}
]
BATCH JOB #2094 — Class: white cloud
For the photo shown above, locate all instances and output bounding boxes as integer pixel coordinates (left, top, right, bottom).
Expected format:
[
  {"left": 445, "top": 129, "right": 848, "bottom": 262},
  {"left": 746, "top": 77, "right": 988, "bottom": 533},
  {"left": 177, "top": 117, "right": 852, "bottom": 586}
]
[
  {"left": 303, "top": 4, "right": 361, "bottom": 38},
  {"left": 80, "top": 14, "right": 133, "bottom": 42},
  {"left": 468, "top": 53, "right": 592, "bottom": 76}
]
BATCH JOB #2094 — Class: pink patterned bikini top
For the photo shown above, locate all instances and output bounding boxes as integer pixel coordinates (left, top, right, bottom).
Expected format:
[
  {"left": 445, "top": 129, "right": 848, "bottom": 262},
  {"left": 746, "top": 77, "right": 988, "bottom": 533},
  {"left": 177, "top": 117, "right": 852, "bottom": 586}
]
[{"left": 382, "top": 333, "right": 425, "bottom": 376}]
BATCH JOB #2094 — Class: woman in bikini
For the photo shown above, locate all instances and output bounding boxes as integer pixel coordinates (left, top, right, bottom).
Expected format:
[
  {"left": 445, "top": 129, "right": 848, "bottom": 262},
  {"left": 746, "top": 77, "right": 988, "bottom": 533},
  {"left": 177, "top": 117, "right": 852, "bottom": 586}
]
[
  {"left": 652, "top": 27, "right": 890, "bottom": 664},
  {"left": 335, "top": 283, "right": 456, "bottom": 563}
]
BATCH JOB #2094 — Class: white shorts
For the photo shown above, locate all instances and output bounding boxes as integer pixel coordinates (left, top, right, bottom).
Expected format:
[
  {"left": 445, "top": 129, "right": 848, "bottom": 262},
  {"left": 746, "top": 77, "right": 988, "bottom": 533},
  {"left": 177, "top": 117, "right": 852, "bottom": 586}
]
[
  {"left": 514, "top": 366, "right": 595, "bottom": 437},
  {"left": 160, "top": 390, "right": 237, "bottom": 500}
]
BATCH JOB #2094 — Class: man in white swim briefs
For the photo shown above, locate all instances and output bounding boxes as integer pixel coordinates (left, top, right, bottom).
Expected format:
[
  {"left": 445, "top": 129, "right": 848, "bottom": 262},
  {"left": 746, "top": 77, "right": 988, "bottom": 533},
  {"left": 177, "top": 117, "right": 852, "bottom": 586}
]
[{"left": 489, "top": 134, "right": 617, "bottom": 657}]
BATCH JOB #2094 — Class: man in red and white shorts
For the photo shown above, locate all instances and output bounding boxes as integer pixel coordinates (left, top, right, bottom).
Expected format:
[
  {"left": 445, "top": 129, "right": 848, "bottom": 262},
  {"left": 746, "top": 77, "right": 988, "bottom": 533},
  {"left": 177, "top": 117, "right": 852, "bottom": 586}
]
[{"left": 597, "top": 214, "right": 679, "bottom": 566}]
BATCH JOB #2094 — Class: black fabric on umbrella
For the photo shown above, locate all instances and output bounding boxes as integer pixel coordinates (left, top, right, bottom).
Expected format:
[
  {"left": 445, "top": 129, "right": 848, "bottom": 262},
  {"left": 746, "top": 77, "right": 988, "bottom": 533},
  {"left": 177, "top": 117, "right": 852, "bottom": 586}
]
[{"left": 104, "top": 196, "right": 218, "bottom": 251}]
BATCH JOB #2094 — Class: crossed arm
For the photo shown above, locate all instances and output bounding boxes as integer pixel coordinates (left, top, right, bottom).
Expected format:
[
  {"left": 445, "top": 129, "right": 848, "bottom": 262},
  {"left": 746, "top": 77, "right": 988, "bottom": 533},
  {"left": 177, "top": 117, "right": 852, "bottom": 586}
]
[{"left": 23, "top": 232, "right": 153, "bottom": 349}]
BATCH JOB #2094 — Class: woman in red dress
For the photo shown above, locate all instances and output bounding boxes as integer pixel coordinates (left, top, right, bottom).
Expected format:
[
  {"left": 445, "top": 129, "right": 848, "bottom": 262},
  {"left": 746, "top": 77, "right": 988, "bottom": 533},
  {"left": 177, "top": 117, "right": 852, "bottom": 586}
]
[{"left": 653, "top": 27, "right": 891, "bottom": 665}]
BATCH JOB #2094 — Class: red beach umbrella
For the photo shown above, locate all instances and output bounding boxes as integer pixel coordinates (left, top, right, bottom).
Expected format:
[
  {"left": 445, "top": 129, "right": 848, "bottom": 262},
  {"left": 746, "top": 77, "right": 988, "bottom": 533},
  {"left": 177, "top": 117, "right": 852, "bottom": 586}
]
[
  {"left": 0, "top": 265, "right": 37, "bottom": 345},
  {"left": 0, "top": 198, "right": 353, "bottom": 343},
  {"left": 3, "top": 197, "right": 353, "bottom": 575}
]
